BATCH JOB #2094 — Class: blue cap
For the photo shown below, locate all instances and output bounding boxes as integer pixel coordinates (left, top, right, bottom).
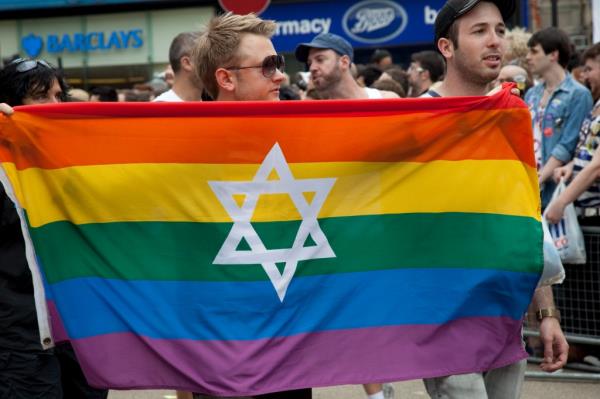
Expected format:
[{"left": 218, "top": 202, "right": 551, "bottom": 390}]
[{"left": 295, "top": 33, "right": 354, "bottom": 63}]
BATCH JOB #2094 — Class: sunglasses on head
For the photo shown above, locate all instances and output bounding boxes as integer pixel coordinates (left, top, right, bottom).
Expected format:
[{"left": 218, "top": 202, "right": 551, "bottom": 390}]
[
  {"left": 226, "top": 54, "right": 285, "bottom": 78},
  {"left": 10, "top": 58, "right": 53, "bottom": 73}
]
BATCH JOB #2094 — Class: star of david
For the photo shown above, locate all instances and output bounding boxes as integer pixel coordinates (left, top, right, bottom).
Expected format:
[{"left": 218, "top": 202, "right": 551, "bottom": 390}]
[{"left": 209, "top": 143, "right": 336, "bottom": 301}]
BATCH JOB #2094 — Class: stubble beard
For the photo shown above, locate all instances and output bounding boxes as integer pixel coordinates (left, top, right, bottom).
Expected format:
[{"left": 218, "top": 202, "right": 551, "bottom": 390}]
[
  {"left": 313, "top": 66, "right": 343, "bottom": 97},
  {"left": 454, "top": 53, "right": 499, "bottom": 87}
]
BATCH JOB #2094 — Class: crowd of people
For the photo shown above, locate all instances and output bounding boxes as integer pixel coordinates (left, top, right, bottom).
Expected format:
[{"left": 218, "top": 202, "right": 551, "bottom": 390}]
[{"left": 1, "top": 0, "right": 600, "bottom": 398}]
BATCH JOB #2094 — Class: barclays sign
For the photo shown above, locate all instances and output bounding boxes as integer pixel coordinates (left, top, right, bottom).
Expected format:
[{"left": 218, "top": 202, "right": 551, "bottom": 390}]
[
  {"left": 343, "top": 0, "right": 408, "bottom": 44},
  {"left": 21, "top": 29, "right": 144, "bottom": 58}
]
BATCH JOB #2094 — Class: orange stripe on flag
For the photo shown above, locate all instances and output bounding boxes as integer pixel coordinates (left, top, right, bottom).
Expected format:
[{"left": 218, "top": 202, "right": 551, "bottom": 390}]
[{"left": 1, "top": 108, "right": 533, "bottom": 169}]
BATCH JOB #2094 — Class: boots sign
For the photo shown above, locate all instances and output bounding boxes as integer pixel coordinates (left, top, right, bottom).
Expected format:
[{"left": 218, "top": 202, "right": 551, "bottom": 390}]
[
  {"left": 261, "top": 0, "right": 445, "bottom": 52},
  {"left": 342, "top": 0, "right": 408, "bottom": 44}
]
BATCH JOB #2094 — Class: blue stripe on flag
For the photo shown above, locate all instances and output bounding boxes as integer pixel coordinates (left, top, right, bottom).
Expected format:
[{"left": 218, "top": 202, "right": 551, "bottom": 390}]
[{"left": 50, "top": 268, "right": 538, "bottom": 340}]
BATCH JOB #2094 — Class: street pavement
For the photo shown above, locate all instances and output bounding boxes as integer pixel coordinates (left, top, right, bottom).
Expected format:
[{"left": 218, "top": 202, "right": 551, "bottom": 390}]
[{"left": 109, "top": 374, "right": 600, "bottom": 399}]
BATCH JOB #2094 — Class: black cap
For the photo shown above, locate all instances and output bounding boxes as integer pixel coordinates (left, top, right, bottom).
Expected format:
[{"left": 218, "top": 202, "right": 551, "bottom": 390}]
[
  {"left": 295, "top": 33, "right": 354, "bottom": 63},
  {"left": 434, "top": 0, "right": 516, "bottom": 45}
]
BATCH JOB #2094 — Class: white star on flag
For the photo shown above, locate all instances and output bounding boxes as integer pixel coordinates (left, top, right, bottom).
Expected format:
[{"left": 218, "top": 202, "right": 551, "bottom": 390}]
[{"left": 209, "top": 143, "right": 337, "bottom": 301}]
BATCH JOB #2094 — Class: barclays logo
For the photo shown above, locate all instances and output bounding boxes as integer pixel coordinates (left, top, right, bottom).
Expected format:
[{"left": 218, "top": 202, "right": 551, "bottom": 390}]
[
  {"left": 342, "top": 0, "right": 408, "bottom": 44},
  {"left": 22, "top": 34, "right": 44, "bottom": 58}
]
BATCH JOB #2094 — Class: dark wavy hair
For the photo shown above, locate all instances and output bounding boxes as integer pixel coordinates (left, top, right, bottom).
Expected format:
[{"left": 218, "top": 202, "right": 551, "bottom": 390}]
[
  {"left": 527, "top": 27, "right": 572, "bottom": 69},
  {"left": 583, "top": 42, "right": 600, "bottom": 63},
  {"left": 0, "top": 59, "right": 68, "bottom": 106}
]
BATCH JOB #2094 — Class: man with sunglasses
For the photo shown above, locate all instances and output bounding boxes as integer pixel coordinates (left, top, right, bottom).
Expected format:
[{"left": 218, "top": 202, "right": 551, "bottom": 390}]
[
  {"left": 421, "top": 1, "right": 568, "bottom": 398},
  {"left": 194, "top": 12, "right": 285, "bottom": 102},
  {"left": 295, "top": 33, "right": 399, "bottom": 100},
  {"left": 0, "top": 58, "right": 108, "bottom": 399},
  {"left": 192, "top": 12, "right": 309, "bottom": 399}
]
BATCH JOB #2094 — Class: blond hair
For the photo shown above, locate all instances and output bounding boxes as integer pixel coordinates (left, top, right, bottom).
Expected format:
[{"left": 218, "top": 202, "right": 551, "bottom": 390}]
[
  {"left": 193, "top": 12, "right": 276, "bottom": 98},
  {"left": 504, "top": 27, "right": 532, "bottom": 66}
]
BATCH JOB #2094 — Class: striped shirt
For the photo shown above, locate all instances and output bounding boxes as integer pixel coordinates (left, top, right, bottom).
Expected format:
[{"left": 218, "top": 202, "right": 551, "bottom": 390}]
[{"left": 573, "top": 100, "right": 600, "bottom": 208}]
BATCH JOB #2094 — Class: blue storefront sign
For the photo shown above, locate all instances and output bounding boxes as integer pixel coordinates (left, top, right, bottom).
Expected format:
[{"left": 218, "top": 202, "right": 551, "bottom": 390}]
[
  {"left": 261, "top": 0, "right": 446, "bottom": 52},
  {"left": 21, "top": 29, "right": 144, "bottom": 57}
]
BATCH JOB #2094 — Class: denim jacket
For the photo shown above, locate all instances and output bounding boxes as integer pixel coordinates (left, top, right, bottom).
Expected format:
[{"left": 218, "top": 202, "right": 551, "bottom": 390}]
[{"left": 525, "top": 74, "right": 593, "bottom": 206}]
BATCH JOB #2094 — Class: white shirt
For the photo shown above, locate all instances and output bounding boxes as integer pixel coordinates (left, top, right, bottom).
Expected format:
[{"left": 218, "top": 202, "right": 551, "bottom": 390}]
[
  {"left": 153, "top": 89, "right": 183, "bottom": 102},
  {"left": 364, "top": 87, "right": 383, "bottom": 99}
]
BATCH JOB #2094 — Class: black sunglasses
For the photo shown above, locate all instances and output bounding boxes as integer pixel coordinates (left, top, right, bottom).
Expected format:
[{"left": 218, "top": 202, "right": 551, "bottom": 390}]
[
  {"left": 10, "top": 58, "right": 53, "bottom": 73},
  {"left": 226, "top": 54, "right": 285, "bottom": 78}
]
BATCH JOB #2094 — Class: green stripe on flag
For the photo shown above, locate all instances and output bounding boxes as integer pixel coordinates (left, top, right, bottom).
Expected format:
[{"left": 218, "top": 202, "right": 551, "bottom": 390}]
[{"left": 31, "top": 212, "right": 542, "bottom": 284}]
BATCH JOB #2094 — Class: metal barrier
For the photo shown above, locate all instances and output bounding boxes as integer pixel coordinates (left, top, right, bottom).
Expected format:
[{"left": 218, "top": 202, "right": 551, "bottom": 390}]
[{"left": 524, "top": 227, "right": 600, "bottom": 381}]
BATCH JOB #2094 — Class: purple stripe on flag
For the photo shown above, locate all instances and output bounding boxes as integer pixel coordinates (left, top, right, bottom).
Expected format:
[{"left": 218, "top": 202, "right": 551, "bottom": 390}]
[
  {"left": 71, "top": 317, "right": 526, "bottom": 396},
  {"left": 47, "top": 299, "right": 69, "bottom": 343}
]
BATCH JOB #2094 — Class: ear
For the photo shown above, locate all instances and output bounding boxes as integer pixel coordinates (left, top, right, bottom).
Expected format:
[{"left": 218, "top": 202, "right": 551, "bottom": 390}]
[
  {"left": 437, "top": 38, "right": 453, "bottom": 60},
  {"left": 180, "top": 55, "right": 194, "bottom": 73},
  {"left": 215, "top": 68, "right": 235, "bottom": 93},
  {"left": 549, "top": 49, "right": 560, "bottom": 63},
  {"left": 339, "top": 55, "right": 351, "bottom": 70}
]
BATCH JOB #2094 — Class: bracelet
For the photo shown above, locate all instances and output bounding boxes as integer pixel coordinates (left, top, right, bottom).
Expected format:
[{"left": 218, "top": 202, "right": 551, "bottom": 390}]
[{"left": 536, "top": 308, "right": 561, "bottom": 323}]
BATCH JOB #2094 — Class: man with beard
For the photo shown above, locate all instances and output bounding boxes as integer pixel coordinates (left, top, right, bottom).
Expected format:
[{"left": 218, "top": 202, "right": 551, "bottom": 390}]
[
  {"left": 421, "top": 1, "right": 569, "bottom": 398},
  {"left": 294, "top": 33, "right": 399, "bottom": 100}
]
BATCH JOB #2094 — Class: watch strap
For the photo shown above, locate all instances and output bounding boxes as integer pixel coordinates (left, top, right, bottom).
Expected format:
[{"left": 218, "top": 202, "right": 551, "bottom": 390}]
[{"left": 536, "top": 307, "right": 561, "bottom": 323}]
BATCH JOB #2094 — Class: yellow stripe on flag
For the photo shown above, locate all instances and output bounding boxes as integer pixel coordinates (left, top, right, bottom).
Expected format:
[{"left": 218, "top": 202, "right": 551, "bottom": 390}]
[{"left": 3, "top": 160, "right": 540, "bottom": 227}]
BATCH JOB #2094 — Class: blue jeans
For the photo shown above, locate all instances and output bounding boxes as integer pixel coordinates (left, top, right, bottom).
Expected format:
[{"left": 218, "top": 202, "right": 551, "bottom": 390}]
[{"left": 423, "top": 359, "right": 527, "bottom": 399}]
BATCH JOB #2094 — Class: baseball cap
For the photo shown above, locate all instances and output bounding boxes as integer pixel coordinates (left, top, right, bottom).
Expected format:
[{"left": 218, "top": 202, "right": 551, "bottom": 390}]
[
  {"left": 295, "top": 33, "right": 354, "bottom": 63},
  {"left": 434, "top": 0, "right": 516, "bottom": 44}
]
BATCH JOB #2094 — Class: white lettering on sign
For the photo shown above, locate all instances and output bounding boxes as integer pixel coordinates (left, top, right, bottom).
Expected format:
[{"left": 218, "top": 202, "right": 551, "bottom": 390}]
[
  {"left": 425, "top": 5, "right": 439, "bottom": 25},
  {"left": 350, "top": 7, "right": 395, "bottom": 33},
  {"left": 275, "top": 18, "right": 332, "bottom": 36}
]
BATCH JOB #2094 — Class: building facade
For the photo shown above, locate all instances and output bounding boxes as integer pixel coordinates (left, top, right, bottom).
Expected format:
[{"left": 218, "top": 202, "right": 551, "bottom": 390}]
[
  {"left": 3, "top": 0, "right": 591, "bottom": 88},
  {"left": 0, "top": 1, "right": 213, "bottom": 87},
  {"left": 529, "top": 0, "right": 593, "bottom": 50}
]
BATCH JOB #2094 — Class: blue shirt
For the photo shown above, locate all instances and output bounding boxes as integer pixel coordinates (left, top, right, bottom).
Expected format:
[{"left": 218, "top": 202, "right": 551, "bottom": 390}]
[{"left": 525, "top": 73, "right": 593, "bottom": 206}]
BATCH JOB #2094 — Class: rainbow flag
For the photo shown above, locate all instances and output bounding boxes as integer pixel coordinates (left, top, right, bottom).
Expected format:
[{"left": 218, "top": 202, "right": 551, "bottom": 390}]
[{"left": 0, "top": 88, "right": 541, "bottom": 395}]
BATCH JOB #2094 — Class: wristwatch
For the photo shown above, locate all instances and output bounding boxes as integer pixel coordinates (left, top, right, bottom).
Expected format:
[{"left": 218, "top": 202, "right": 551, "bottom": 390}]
[{"left": 536, "top": 308, "right": 561, "bottom": 323}]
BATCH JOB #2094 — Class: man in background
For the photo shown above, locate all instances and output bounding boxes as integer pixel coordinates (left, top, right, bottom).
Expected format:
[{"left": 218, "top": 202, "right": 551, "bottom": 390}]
[
  {"left": 407, "top": 50, "right": 445, "bottom": 97},
  {"left": 154, "top": 31, "right": 204, "bottom": 102},
  {"left": 370, "top": 48, "right": 393, "bottom": 69},
  {"left": 295, "top": 33, "right": 399, "bottom": 100},
  {"left": 525, "top": 27, "right": 592, "bottom": 207}
]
